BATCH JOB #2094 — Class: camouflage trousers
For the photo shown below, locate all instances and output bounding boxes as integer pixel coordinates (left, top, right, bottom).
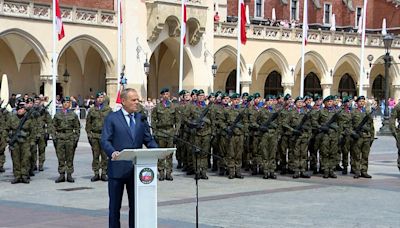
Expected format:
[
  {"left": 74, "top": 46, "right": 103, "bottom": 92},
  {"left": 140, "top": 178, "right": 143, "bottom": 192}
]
[
  {"left": 11, "top": 142, "right": 31, "bottom": 178},
  {"left": 278, "top": 134, "right": 291, "bottom": 169},
  {"left": 308, "top": 133, "right": 322, "bottom": 170},
  {"left": 351, "top": 136, "right": 371, "bottom": 173},
  {"left": 156, "top": 136, "right": 174, "bottom": 176},
  {"left": 259, "top": 131, "right": 277, "bottom": 174},
  {"left": 339, "top": 136, "right": 351, "bottom": 168},
  {"left": 31, "top": 136, "right": 47, "bottom": 169},
  {"left": 55, "top": 139, "right": 76, "bottom": 174},
  {"left": 175, "top": 129, "right": 185, "bottom": 165},
  {"left": 251, "top": 134, "right": 262, "bottom": 169},
  {"left": 320, "top": 132, "right": 339, "bottom": 172},
  {"left": 90, "top": 138, "right": 108, "bottom": 175},
  {"left": 0, "top": 138, "right": 7, "bottom": 168},
  {"left": 193, "top": 135, "right": 211, "bottom": 175},
  {"left": 226, "top": 134, "right": 244, "bottom": 175},
  {"left": 291, "top": 134, "right": 310, "bottom": 172}
]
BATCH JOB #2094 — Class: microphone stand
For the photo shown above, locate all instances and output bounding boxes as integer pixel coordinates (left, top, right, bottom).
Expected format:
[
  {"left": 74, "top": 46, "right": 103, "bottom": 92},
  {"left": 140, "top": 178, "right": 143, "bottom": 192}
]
[{"left": 143, "top": 117, "right": 221, "bottom": 228}]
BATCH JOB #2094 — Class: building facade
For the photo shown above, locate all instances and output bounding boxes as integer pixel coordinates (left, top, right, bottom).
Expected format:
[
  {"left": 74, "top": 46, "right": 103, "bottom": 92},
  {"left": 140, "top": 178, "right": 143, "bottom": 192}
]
[{"left": 0, "top": 0, "right": 400, "bottom": 106}]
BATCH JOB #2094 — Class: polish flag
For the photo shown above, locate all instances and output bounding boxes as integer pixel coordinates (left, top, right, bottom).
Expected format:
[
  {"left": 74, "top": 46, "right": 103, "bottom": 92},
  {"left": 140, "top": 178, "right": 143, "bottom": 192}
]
[
  {"left": 119, "top": 0, "right": 123, "bottom": 24},
  {"left": 55, "top": 0, "right": 65, "bottom": 40},
  {"left": 183, "top": 0, "right": 187, "bottom": 45},
  {"left": 240, "top": 0, "right": 246, "bottom": 45},
  {"left": 116, "top": 89, "right": 122, "bottom": 104}
]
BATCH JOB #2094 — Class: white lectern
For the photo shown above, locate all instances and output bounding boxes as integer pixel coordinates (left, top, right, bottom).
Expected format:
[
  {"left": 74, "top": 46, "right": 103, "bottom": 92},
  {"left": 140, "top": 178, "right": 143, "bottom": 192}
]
[{"left": 117, "top": 148, "right": 176, "bottom": 228}]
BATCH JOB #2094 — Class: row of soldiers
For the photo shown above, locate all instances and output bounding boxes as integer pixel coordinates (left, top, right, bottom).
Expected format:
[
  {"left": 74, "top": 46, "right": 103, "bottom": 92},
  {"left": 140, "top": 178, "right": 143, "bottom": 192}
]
[
  {"left": 0, "top": 92, "right": 111, "bottom": 184},
  {"left": 151, "top": 88, "right": 376, "bottom": 180}
]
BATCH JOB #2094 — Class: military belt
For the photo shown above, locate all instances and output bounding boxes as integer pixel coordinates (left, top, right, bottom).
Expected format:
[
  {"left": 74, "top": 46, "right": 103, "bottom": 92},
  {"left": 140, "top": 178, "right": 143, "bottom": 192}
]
[
  {"left": 91, "top": 130, "right": 102, "bottom": 133},
  {"left": 58, "top": 130, "right": 74, "bottom": 133}
]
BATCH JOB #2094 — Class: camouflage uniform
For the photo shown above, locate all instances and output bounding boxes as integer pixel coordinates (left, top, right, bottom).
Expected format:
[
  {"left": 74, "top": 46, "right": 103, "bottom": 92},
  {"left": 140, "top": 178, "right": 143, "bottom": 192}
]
[
  {"left": 277, "top": 105, "right": 293, "bottom": 174},
  {"left": 52, "top": 107, "right": 81, "bottom": 182},
  {"left": 390, "top": 102, "right": 400, "bottom": 171},
  {"left": 248, "top": 103, "right": 263, "bottom": 175},
  {"left": 0, "top": 108, "right": 9, "bottom": 172},
  {"left": 214, "top": 101, "right": 229, "bottom": 175},
  {"left": 338, "top": 104, "right": 352, "bottom": 174},
  {"left": 31, "top": 106, "right": 52, "bottom": 171},
  {"left": 86, "top": 103, "right": 112, "bottom": 180},
  {"left": 309, "top": 105, "right": 322, "bottom": 173},
  {"left": 151, "top": 99, "right": 179, "bottom": 180}
]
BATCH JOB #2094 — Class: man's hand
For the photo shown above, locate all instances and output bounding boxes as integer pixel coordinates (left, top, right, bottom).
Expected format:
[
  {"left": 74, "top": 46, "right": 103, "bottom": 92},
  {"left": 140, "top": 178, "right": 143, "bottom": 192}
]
[{"left": 111, "top": 151, "right": 120, "bottom": 160}]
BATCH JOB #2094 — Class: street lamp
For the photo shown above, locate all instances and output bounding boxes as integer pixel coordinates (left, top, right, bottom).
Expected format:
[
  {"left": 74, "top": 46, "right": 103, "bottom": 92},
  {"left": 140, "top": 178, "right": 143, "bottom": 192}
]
[
  {"left": 379, "top": 34, "right": 394, "bottom": 135},
  {"left": 211, "top": 57, "right": 218, "bottom": 77},
  {"left": 144, "top": 54, "right": 150, "bottom": 76}
]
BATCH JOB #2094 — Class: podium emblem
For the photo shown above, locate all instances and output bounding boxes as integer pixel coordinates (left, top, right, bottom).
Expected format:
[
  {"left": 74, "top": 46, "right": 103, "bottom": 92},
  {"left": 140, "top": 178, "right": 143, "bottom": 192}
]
[{"left": 139, "top": 168, "right": 154, "bottom": 184}]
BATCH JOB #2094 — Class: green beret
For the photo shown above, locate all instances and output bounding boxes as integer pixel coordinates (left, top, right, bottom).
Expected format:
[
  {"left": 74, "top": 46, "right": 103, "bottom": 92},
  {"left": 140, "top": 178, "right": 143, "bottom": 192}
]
[
  {"left": 294, "top": 96, "right": 303, "bottom": 103},
  {"left": 96, "top": 91, "right": 104, "bottom": 98},
  {"left": 160, "top": 88, "right": 169, "bottom": 94},
  {"left": 197, "top": 89, "right": 205, "bottom": 95},
  {"left": 304, "top": 95, "right": 312, "bottom": 100},
  {"left": 247, "top": 95, "right": 254, "bottom": 102},
  {"left": 356, "top": 95, "right": 365, "bottom": 102},
  {"left": 342, "top": 96, "right": 350, "bottom": 103},
  {"left": 284, "top": 94, "right": 292, "bottom": 101},
  {"left": 222, "top": 92, "right": 229, "bottom": 98},
  {"left": 242, "top": 92, "right": 249, "bottom": 97},
  {"left": 314, "top": 94, "right": 321, "bottom": 100},
  {"left": 253, "top": 92, "right": 261, "bottom": 98},
  {"left": 191, "top": 89, "right": 198, "bottom": 96},
  {"left": 26, "top": 97, "right": 34, "bottom": 103},
  {"left": 276, "top": 93, "right": 284, "bottom": 99},
  {"left": 265, "top": 94, "right": 275, "bottom": 101},
  {"left": 230, "top": 93, "right": 239, "bottom": 99},
  {"left": 323, "top": 95, "right": 334, "bottom": 103},
  {"left": 63, "top": 96, "right": 71, "bottom": 103},
  {"left": 16, "top": 100, "right": 26, "bottom": 110}
]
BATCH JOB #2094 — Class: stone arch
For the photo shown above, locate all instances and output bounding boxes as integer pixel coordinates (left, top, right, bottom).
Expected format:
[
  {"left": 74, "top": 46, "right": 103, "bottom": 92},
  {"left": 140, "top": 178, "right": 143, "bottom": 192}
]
[
  {"left": 331, "top": 53, "right": 360, "bottom": 94},
  {"left": 213, "top": 45, "right": 247, "bottom": 92},
  {"left": 0, "top": 28, "right": 47, "bottom": 71},
  {"left": 253, "top": 48, "right": 289, "bottom": 82}
]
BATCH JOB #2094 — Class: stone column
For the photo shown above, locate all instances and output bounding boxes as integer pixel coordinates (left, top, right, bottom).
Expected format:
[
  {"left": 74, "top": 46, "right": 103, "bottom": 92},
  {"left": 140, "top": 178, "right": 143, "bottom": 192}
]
[
  {"left": 282, "top": 83, "right": 294, "bottom": 95},
  {"left": 321, "top": 83, "right": 332, "bottom": 98},
  {"left": 393, "top": 85, "right": 400, "bottom": 101},
  {"left": 106, "top": 75, "right": 118, "bottom": 108},
  {"left": 240, "top": 81, "right": 251, "bottom": 94},
  {"left": 40, "top": 75, "right": 56, "bottom": 100}
]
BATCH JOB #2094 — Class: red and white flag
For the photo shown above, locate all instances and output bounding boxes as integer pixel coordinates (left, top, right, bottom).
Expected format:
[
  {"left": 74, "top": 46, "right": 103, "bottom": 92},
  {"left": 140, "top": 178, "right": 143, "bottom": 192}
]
[
  {"left": 119, "top": 0, "right": 123, "bottom": 24},
  {"left": 240, "top": 0, "right": 246, "bottom": 45},
  {"left": 182, "top": 0, "right": 187, "bottom": 45},
  {"left": 302, "top": 0, "right": 308, "bottom": 45},
  {"left": 55, "top": 0, "right": 65, "bottom": 40}
]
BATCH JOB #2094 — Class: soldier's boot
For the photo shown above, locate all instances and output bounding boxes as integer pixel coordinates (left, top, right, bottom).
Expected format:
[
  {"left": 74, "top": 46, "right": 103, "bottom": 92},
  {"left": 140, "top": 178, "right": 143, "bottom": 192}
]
[
  {"left": 194, "top": 171, "right": 201, "bottom": 180},
  {"left": 280, "top": 167, "right": 287, "bottom": 175},
  {"left": 38, "top": 165, "right": 44, "bottom": 172},
  {"left": 29, "top": 169, "right": 35, "bottom": 177},
  {"left": 158, "top": 170, "right": 165, "bottom": 181},
  {"left": 91, "top": 174, "right": 100, "bottom": 182},
  {"left": 263, "top": 172, "right": 269, "bottom": 179},
  {"left": 323, "top": 170, "right": 329, "bottom": 179},
  {"left": 33, "top": 165, "right": 38, "bottom": 171},
  {"left": 177, "top": 161, "right": 182, "bottom": 169},
  {"left": 342, "top": 166, "right": 348, "bottom": 175},
  {"left": 21, "top": 176, "right": 30, "bottom": 184},
  {"left": 350, "top": 168, "right": 355, "bottom": 174},
  {"left": 300, "top": 172, "right": 311, "bottom": 178},
  {"left": 228, "top": 168, "right": 235, "bottom": 179},
  {"left": 55, "top": 174, "right": 65, "bottom": 183},
  {"left": 269, "top": 172, "right": 277, "bottom": 179},
  {"left": 186, "top": 169, "right": 195, "bottom": 175},
  {"left": 361, "top": 172, "right": 372, "bottom": 178},
  {"left": 212, "top": 161, "right": 218, "bottom": 172},
  {"left": 182, "top": 165, "right": 188, "bottom": 172},
  {"left": 251, "top": 165, "right": 258, "bottom": 175},
  {"left": 312, "top": 168, "right": 319, "bottom": 175},
  {"left": 166, "top": 172, "right": 174, "bottom": 181},
  {"left": 335, "top": 164, "right": 343, "bottom": 171},
  {"left": 293, "top": 171, "right": 300, "bottom": 179},
  {"left": 101, "top": 174, "right": 108, "bottom": 181},
  {"left": 329, "top": 170, "right": 337, "bottom": 178},
  {"left": 11, "top": 177, "right": 21, "bottom": 184},
  {"left": 0, "top": 167, "right": 5, "bottom": 173},
  {"left": 200, "top": 170, "right": 208, "bottom": 180},
  {"left": 235, "top": 168, "right": 244, "bottom": 179},
  {"left": 66, "top": 173, "right": 75, "bottom": 183},
  {"left": 208, "top": 158, "right": 212, "bottom": 169},
  {"left": 218, "top": 167, "right": 226, "bottom": 176},
  {"left": 353, "top": 171, "right": 361, "bottom": 179}
]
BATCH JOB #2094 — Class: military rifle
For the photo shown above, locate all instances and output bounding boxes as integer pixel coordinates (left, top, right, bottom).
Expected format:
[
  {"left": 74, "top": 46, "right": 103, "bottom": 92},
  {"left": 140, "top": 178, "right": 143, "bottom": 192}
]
[
  {"left": 319, "top": 109, "right": 341, "bottom": 133},
  {"left": 292, "top": 111, "right": 310, "bottom": 138},
  {"left": 8, "top": 108, "right": 35, "bottom": 150},
  {"left": 351, "top": 109, "right": 375, "bottom": 140},
  {"left": 226, "top": 110, "right": 244, "bottom": 138},
  {"left": 258, "top": 112, "right": 279, "bottom": 133},
  {"left": 189, "top": 102, "right": 212, "bottom": 129}
]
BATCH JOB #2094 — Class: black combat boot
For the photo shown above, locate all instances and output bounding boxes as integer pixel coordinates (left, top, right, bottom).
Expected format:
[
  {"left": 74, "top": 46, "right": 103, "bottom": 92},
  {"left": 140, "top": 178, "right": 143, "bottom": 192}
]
[
  {"left": 101, "top": 174, "right": 108, "bottom": 181},
  {"left": 263, "top": 172, "right": 269, "bottom": 179},
  {"left": 33, "top": 165, "right": 38, "bottom": 171},
  {"left": 342, "top": 167, "right": 348, "bottom": 175},
  {"left": 66, "top": 174, "right": 75, "bottom": 183},
  {"left": 21, "top": 176, "right": 30, "bottom": 184},
  {"left": 55, "top": 174, "right": 65, "bottom": 183},
  {"left": 0, "top": 167, "right": 5, "bottom": 172},
  {"left": 293, "top": 171, "right": 300, "bottom": 179},
  {"left": 269, "top": 172, "right": 277, "bottom": 179},
  {"left": 361, "top": 172, "right": 372, "bottom": 178},
  {"left": 323, "top": 170, "right": 329, "bottom": 179},
  {"left": 300, "top": 172, "right": 310, "bottom": 178},
  {"left": 166, "top": 173, "right": 174, "bottom": 181},
  {"left": 329, "top": 170, "right": 337, "bottom": 178},
  {"left": 11, "top": 178, "right": 21, "bottom": 184},
  {"left": 38, "top": 165, "right": 44, "bottom": 171},
  {"left": 158, "top": 171, "right": 165, "bottom": 181},
  {"left": 91, "top": 174, "right": 100, "bottom": 182}
]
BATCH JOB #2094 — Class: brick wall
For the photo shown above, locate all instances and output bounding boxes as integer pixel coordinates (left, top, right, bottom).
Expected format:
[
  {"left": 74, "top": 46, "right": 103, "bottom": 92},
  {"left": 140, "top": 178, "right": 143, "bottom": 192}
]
[{"left": 33, "top": 0, "right": 115, "bottom": 10}]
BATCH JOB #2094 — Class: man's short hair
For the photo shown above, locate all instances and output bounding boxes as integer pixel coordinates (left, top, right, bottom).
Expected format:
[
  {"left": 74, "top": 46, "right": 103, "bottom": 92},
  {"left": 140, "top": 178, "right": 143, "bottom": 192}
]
[{"left": 120, "top": 88, "right": 137, "bottom": 100}]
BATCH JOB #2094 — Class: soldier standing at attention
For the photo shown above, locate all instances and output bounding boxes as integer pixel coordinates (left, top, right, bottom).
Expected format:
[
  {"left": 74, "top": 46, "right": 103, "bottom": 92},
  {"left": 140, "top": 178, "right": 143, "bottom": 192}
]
[
  {"left": 0, "top": 100, "right": 9, "bottom": 173},
  {"left": 390, "top": 101, "right": 400, "bottom": 171},
  {"left": 8, "top": 100, "right": 35, "bottom": 184},
  {"left": 86, "top": 92, "right": 112, "bottom": 182},
  {"left": 277, "top": 94, "right": 293, "bottom": 174},
  {"left": 52, "top": 97, "right": 81, "bottom": 183},
  {"left": 338, "top": 97, "right": 352, "bottom": 174},
  {"left": 151, "top": 88, "right": 179, "bottom": 181},
  {"left": 350, "top": 96, "right": 374, "bottom": 178},
  {"left": 248, "top": 93, "right": 263, "bottom": 175}
]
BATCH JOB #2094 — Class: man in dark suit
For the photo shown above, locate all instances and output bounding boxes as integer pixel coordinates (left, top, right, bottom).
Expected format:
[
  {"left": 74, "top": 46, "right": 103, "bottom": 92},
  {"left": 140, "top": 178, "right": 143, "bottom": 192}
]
[{"left": 101, "top": 88, "right": 158, "bottom": 228}]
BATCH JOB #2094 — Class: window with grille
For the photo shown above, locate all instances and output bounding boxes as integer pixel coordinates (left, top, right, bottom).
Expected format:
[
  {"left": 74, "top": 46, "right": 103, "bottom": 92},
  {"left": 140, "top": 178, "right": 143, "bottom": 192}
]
[
  {"left": 291, "top": 0, "right": 298, "bottom": 20},
  {"left": 324, "top": 3, "right": 331, "bottom": 25}
]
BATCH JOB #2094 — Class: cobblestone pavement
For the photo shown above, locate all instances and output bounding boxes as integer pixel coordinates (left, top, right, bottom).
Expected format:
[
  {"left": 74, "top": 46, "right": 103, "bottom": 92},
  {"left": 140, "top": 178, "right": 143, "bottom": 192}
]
[{"left": 0, "top": 118, "right": 399, "bottom": 228}]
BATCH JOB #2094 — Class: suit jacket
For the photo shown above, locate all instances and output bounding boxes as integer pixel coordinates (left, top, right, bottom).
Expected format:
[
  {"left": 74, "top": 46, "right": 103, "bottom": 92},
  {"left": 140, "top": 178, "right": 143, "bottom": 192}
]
[{"left": 101, "top": 109, "right": 158, "bottom": 179}]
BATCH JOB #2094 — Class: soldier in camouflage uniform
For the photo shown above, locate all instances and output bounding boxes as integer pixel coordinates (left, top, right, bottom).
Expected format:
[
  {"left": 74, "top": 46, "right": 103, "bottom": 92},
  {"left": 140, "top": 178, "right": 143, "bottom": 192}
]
[
  {"left": 277, "top": 94, "right": 293, "bottom": 174},
  {"left": 187, "top": 89, "right": 212, "bottom": 179},
  {"left": 31, "top": 97, "right": 52, "bottom": 172},
  {"left": 8, "top": 100, "right": 36, "bottom": 184},
  {"left": 86, "top": 92, "right": 112, "bottom": 182},
  {"left": 309, "top": 95, "right": 323, "bottom": 174},
  {"left": 248, "top": 93, "right": 263, "bottom": 175},
  {"left": 350, "top": 96, "right": 374, "bottom": 178},
  {"left": 24, "top": 97, "right": 39, "bottom": 177},
  {"left": 316, "top": 96, "right": 341, "bottom": 178},
  {"left": 214, "top": 93, "right": 230, "bottom": 176},
  {"left": 287, "top": 97, "right": 312, "bottom": 178},
  {"left": 176, "top": 90, "right": 191, "bottom": 170},
  {"left": 0, "top": 100, "right": 9, "bottom": 173},
  {"left": 390, "top": 101, "right": 400, "bottom": 172},
  {"left": 338, "top": 97, "right": 352, "bottom": 174},
  {"left": 151, "top": 88, "right": 179, "bottom": 181},
  {"left": 52, "top": 97, "right": 81, "bottom": 183},
  {"left": 257, "top": 95, "right": 279, "bottom": 179}
]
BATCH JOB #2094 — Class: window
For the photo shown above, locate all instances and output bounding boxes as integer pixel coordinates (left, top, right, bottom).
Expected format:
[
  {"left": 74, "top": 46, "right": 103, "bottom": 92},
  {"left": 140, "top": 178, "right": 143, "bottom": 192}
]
[
  {"left": 226, "top": 70, "right": 241, "bottom": 94},
  {"left": 264, "top": 71, "right": 283, "bottom": 97},
  {"left": 255, "top": 0, "right": 263, "bottom": 18},
  {"left": 356, "top": 7, "right": 362, "bottom": 27},
  {"left": 291, "top": 0, "right": 298, "bottom": 21},
  {"left": 338, "top": 74, "right": 357, "bottom": 97},
  {"left": 304, "top": 72, "right": 322, "bottom": 95},
  {"left": 324, "top": 3, "right": 331, "bottom": 25}
]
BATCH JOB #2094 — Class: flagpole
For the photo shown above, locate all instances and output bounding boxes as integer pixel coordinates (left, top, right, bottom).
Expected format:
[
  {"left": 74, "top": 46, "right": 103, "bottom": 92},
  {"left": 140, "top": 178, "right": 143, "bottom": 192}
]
[
  {"left": 52, "top": 0, "right": 57, "bottom": 117},
  {"left": 236, "top": 0, "right": 241, "bottom": 94},
  {"left": 179, "top": 0, "right": 184, "bottom": 92},
  {"left": 358, "top": 0, "right": 368, "bottom": 96},
  {"left": 300, "top": 0, "right": 307, "bottom": 97},
  {"left": 117, "top": 0, "right": 122, "bottom": 93}
]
